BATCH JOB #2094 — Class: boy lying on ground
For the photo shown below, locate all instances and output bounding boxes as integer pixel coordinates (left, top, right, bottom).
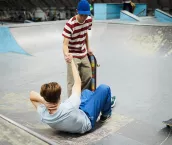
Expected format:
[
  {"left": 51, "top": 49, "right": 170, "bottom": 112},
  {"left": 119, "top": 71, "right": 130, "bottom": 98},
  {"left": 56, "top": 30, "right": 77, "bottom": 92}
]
[{"left": 30, "top": 55, "right": 116, "bottom": 134}]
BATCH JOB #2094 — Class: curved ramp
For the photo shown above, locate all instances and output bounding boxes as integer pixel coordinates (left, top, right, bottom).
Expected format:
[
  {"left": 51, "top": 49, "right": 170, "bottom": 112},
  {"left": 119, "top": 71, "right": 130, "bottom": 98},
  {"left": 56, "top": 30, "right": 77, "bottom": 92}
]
[
  {"left": 0, "top": 27, "right": 28, "bottom": 55},
  {"left": 9, "top": 22, "right": 65, "bottom": 55},
  {"left": 6, "top": 22, "right": 172, "bottom": 57}
]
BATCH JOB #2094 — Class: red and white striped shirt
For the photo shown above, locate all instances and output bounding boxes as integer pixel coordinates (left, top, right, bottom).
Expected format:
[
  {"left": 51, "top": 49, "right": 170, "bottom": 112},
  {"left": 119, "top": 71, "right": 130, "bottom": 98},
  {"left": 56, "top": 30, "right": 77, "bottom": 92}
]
[{"left": 62, "top": 16, "right": 92, "bottom": 58}]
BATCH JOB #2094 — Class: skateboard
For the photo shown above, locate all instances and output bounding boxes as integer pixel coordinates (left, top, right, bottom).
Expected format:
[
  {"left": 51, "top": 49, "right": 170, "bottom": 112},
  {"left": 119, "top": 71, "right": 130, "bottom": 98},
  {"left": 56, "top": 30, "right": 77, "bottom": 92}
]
[
  {"left": 163, "top": 118, "right": 172, "bottom": 128},
  {"left": 88, "top": 54, "right": 99, "bottom": 91}
]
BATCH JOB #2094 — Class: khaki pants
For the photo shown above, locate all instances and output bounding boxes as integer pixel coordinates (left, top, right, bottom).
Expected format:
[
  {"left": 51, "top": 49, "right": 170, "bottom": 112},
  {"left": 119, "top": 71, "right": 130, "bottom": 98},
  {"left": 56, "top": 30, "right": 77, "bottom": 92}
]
[{"left": 67, "top": 56, "right": 92, "bottom": 97}]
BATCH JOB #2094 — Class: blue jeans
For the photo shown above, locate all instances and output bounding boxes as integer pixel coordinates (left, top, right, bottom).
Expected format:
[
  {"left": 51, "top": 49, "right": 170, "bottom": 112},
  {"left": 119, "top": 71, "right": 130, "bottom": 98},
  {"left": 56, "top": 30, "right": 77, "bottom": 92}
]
[{"left": 79, "top": 84, "right": 112, "bottom": 128}]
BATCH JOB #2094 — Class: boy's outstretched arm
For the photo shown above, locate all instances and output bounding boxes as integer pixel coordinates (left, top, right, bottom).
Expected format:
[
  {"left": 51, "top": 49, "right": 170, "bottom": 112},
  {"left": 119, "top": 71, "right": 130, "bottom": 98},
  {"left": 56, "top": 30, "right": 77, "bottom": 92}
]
[{"left": 71, "top": 59, "right": 81, "bottom": 97}]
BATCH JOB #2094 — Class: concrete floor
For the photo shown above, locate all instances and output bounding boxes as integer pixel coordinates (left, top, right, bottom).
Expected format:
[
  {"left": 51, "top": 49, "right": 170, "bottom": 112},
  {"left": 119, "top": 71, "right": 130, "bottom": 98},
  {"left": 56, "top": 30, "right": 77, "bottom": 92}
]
[{"left": 0, "top": 21, "right": 172, "bottom": 145}]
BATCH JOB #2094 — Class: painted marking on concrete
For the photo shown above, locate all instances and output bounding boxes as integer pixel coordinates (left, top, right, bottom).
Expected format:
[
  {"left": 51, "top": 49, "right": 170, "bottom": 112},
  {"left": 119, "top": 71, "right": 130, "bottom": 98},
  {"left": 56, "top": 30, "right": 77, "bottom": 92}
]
[
  {"left": 0, "top": 93, "right": 34, "bottom": 112},
  {"left": 47, "top": 113, "right": 134, "bottom": 145}
]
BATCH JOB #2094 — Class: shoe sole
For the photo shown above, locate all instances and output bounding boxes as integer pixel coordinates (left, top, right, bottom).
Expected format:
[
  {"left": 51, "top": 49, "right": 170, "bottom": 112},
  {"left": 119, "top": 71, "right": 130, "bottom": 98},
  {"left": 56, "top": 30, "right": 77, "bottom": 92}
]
[
  {"left": 111, "top": 99, "right": 116, "bottom": 108},
  {"left": 100, "top": 116, "right": 111, "bottom": 123}
]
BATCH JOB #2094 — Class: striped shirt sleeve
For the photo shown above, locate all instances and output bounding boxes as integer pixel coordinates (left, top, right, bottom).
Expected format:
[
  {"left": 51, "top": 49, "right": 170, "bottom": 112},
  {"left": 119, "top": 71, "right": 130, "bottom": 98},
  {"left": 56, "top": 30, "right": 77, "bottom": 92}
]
[
  {"left": 88, "top": 17, "right": 93, "bottom": 30},
  {"left": 62, "top": 22, "right": 73, "bottom": 39}
]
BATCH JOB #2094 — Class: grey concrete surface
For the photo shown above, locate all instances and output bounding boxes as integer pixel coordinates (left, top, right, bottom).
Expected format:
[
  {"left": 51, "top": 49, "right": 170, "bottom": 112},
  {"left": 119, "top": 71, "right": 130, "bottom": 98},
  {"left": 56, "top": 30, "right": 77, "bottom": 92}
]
[
  {"left": 0, "top": 21, "right": 172, "bottom": 145},
  {"left": 0, "top": 117, "right": 49, "bottom": 145}
]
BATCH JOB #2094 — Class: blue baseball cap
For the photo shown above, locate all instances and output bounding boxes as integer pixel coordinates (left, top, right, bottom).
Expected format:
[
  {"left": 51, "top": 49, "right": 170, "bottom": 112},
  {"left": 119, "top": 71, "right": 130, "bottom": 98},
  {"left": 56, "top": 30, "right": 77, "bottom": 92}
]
[{"left": 77, "top": 0, "right": 91, "bottom": 15}]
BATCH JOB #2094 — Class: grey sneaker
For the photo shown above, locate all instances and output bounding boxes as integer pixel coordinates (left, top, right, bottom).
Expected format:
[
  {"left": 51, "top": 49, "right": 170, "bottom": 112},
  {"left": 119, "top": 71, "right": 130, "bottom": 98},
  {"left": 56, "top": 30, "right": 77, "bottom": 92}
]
[{"left": 111, "top": 96, "right": 116, "bottom": 108}]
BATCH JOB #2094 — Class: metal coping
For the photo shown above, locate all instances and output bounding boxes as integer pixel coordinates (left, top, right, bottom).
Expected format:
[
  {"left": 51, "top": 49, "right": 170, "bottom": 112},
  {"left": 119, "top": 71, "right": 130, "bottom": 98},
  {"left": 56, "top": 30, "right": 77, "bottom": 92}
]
[
  {"left": 1, "top": 18, "right": 172, "bottom": 29},
  {"left": 155, "top": 9, "right": 172, "bottom": 18},
  {"left": 121, "top": 10, "right": 140, "bottom": 21},
  {"left": 0, "top": 114, "right": 57, "bottom": 145}
]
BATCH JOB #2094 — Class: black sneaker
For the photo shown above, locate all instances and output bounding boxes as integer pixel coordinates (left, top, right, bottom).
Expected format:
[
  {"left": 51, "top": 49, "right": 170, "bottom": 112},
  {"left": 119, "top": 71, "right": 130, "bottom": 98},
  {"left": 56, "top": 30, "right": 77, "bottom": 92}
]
[
  {"left": 163, "top": 118, "right": 172, "bottom": 126},
  {"left": 100, "top": 114, "right": 111, "bottom": 123}
]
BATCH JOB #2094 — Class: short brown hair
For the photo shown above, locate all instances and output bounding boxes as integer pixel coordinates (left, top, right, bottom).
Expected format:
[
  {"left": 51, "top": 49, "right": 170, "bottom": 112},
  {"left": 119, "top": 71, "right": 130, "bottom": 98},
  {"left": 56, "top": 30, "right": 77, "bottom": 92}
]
[{"left": 40, "top": 82, "right": 61, "bottom": 103}]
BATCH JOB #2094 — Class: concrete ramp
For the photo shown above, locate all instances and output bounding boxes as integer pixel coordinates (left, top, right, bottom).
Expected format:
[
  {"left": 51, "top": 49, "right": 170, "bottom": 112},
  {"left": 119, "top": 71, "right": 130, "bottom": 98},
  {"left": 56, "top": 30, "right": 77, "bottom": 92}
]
[
  {"left": 0, "top": 27, "right": 28, "bottom": 55},
  {"left": 9, "top": 22, "right": 65, "bottom": 55},
  {"left": 0, "top": 21, "right": 172, "bottom": 145},
  {"left": 6, "top": 22, "right": 172, "bottom": 57}
]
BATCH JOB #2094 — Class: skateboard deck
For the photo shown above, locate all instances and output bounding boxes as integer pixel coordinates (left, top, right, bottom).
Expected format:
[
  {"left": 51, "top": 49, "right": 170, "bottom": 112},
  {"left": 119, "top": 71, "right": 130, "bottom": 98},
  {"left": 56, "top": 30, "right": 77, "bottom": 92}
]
[
  {"left": 88, "top": 54, "right": 99, "bottom": 91},
  {"left": 163, "top": 118, "right": 172, "bottom": 127}
]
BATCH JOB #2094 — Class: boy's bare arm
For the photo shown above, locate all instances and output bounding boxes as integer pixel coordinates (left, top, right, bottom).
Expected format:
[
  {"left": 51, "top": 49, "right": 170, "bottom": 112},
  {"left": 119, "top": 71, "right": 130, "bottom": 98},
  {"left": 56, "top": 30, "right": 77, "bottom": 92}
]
[
  {"left": 71, "top": 59, "right": 81, "bottom": 97},
  {"left": 63, "top": 37, "right": 69, "bottom": 55},
  {"left": 63, "top": 37, "right": 72, "bottom": 62},
  {"left": 30, "top": 91, "right": 58, "bottom": 114},
  {"left": 86, "top": 32, "right": 93, "bottom": 55},
  {"left": 30, "top": 91, "right": 45, "bottom": 109},
  {"left": 85, "top": 32, "right": 89, "bottom": 50}
]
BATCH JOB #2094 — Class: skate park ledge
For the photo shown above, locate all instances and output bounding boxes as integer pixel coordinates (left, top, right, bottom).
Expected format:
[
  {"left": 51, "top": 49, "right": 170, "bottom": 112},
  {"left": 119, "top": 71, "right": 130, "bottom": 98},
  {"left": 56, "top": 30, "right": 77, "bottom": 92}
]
[
  {"left": 155, "top": 9, "right": 172, "bottom": 22},
  {"left": 94, "top": 3, "right": 147, "bottom": 20},
  {"left": 120, "top": 10, "right": 140, "bottom": 21}
]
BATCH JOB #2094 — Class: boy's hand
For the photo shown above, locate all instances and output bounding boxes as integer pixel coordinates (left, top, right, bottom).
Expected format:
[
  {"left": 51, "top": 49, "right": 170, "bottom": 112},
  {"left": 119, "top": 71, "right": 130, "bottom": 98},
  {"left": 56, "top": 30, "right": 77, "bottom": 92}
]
[
  {"left": 44, "top": 101, "right": 58, "bottom": 114},
  {"left": 45, "top": 102, "right": 58, "bottom": 110},
  {"left": 87, "top": 48, "right": 93, "bottom": 55},
  {"left": 64, "top": 53, "right": 73, "bottom": 63}
]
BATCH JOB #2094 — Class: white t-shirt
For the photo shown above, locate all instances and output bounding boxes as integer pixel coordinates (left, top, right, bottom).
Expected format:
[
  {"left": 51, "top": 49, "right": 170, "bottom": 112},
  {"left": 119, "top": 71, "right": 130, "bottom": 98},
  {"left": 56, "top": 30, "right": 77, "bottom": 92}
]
[{"left": 37, "top": 93, "right": 92, "bottom": 134}]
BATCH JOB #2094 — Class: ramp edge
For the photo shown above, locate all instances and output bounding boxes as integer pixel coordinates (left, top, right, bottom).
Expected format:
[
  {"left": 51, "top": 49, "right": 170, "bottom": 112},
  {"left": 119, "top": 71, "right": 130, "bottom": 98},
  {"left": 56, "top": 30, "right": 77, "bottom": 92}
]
[{"left": 0, "top": 114, "right": 57, "bottom": 145}]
